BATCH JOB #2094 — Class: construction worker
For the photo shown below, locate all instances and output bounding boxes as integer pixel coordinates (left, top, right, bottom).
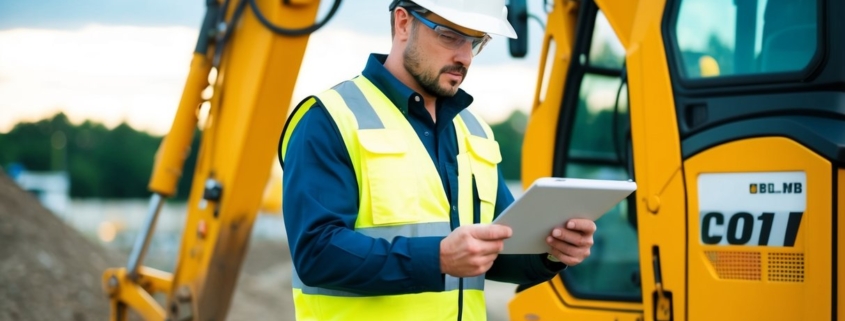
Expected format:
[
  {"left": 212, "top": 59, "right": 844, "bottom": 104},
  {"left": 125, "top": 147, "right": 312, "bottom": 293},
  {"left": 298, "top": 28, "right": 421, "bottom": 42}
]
[{"left": 278, "top": 1, "right": 596, "bottom": 320}]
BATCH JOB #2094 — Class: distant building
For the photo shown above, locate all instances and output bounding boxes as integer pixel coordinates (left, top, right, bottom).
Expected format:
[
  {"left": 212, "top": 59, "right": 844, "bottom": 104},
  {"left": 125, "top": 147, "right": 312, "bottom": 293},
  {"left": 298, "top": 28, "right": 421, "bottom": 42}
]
[{"left": 10, "top": 166, "right": 70, "bottom": 217}]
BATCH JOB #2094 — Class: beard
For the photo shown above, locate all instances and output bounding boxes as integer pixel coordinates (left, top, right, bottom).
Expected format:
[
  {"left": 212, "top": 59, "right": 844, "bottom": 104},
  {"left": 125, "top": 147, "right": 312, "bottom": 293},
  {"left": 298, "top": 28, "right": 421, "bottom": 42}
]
[{"left": 403, "top": 34, "right": 468, "bottom": 98}]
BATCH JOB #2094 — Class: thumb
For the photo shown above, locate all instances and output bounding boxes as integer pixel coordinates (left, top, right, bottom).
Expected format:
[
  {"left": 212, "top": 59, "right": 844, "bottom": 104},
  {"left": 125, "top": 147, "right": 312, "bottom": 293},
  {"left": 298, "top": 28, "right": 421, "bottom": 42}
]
[{"left": 471, "top": 224, "right": 513, "bottom": 241}]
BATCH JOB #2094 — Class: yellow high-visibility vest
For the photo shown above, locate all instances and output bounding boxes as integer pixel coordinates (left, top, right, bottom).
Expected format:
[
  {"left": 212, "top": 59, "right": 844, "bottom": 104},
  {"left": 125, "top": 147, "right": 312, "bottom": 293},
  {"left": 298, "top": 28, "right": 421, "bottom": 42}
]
[{"left": 281, "top": 75, "right": 501, "bottom": 321}]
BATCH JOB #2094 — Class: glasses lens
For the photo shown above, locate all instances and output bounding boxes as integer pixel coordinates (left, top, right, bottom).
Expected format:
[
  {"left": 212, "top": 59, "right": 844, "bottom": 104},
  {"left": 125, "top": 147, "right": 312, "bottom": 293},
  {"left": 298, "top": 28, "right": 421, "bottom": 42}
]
[
  {"left": 433, "top": 26, "right": 489, "bottom": 56},
  {"left": 471, "top": 36, "right": 491, "bottom": 56}
]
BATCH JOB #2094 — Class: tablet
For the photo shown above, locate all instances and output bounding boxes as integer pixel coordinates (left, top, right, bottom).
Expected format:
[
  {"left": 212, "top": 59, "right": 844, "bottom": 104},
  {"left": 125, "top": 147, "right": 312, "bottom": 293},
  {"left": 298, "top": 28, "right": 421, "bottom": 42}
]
[{"left": 492, "top": 177, "right": 637, "bottom": 254}]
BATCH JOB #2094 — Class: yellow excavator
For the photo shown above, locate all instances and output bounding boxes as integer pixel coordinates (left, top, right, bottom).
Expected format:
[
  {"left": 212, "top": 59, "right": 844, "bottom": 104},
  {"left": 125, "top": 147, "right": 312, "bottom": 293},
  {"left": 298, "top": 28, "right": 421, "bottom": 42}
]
[
  {"left": 506, "top": 0, "right": 843, "bottom": 320},
  {"left": 101, "top": 0, "right": 844, "bottom": 320}
]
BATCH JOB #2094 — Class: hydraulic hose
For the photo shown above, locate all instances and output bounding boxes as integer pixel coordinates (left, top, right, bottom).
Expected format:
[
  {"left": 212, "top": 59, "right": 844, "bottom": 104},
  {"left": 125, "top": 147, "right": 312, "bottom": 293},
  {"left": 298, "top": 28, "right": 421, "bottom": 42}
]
[{"left": 249, "top": 0, "right": 343, "bottom": 36}]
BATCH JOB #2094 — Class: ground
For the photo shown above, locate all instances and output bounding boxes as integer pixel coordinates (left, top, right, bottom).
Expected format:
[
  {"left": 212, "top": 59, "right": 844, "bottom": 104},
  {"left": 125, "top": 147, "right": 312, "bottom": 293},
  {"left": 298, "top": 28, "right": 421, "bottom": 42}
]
[
  {"left": 0, "top": 172, "right": 296, "bottom": 321},
  {"left": 228, "top": 241, "right": 296, "bottom": 321},
  {"left": 0, "top": 172, "right": 120, "bottom": 321}
]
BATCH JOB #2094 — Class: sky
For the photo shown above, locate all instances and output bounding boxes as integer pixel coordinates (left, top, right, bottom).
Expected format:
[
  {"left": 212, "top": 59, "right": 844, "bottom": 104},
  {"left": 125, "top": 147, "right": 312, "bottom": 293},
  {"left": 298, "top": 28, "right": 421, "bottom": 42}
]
[{"left": 0, "top": 0, "right": 553, "bottom": 135}]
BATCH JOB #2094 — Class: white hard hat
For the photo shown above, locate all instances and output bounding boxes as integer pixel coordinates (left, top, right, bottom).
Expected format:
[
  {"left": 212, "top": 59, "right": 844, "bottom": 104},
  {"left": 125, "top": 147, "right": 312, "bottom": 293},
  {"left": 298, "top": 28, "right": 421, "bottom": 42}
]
[{"left": 391, "top": 0, "right": 517, "bottom": 39}]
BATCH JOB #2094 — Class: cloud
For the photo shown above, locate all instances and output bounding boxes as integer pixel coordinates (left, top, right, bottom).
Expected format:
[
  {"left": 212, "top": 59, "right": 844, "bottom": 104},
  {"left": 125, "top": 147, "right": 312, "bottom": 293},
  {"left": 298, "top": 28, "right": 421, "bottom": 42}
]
[
  {"left": 461, "top": 64, "right": 536, "bottom": 123},
  {"left": 0, "top": 24, "right": 537, "bottom": 135},
  {"left": 292, "top": 27, "right": 392, "bottom": 107},
  {"left": 0, "top": 25, "right": 197, "bottom": 134}
]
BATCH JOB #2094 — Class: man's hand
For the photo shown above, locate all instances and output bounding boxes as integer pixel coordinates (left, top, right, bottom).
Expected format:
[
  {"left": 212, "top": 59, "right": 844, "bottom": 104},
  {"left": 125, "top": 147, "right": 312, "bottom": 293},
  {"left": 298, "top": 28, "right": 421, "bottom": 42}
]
[
  {"left": 546, "top": 218, "right": 596, "bottom": 266},
  {"left": 440, "top": 224, "right": 512, "bottom": 277}
]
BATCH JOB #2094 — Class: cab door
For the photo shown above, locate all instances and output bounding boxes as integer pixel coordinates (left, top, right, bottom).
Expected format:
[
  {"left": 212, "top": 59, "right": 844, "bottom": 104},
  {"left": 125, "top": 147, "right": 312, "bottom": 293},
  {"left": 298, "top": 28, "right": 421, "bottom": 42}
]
[
  {"left": 507, "top": 1, "right": 644, "bottom": 320},
  {"left": 662, "top": 0, "right": 843, "bottom": 319}
]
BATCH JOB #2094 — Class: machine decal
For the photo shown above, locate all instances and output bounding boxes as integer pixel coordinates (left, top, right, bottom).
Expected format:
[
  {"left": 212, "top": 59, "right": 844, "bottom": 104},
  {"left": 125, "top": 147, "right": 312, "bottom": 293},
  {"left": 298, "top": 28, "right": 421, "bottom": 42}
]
[{"left": 698, "top": 172, "right": 806, "bottom": 247}]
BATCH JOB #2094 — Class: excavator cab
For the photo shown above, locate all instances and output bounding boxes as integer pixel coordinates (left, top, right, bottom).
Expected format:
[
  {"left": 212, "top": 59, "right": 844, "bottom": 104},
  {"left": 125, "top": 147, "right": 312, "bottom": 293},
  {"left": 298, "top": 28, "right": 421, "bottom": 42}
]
[{"left": 507, "top": 0, "right": 843, "bottom": 320}]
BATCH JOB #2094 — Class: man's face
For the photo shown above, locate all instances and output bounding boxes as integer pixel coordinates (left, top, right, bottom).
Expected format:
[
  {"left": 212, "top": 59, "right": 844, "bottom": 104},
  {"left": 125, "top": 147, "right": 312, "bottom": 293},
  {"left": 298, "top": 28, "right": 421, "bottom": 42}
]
[{"left": 402, "top": 12, "right": 483, "bottom": 98}]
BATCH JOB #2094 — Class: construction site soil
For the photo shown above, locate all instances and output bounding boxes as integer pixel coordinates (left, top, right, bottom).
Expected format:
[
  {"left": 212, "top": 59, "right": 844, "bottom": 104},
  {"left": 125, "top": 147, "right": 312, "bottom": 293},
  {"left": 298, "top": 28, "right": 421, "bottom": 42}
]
[{"left": 0, "top": 172, "right": 295, "bottom": 321}]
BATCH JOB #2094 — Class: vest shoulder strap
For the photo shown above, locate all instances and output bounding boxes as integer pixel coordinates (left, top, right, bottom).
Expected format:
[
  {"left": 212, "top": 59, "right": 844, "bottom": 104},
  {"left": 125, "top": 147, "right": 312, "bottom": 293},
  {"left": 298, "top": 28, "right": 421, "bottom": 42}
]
[
  {"left": 279, "top": 78, "right": 374, "bottom": 167},
  {"left": 457, "top": 108, "right": 495, "bottom": 139}
]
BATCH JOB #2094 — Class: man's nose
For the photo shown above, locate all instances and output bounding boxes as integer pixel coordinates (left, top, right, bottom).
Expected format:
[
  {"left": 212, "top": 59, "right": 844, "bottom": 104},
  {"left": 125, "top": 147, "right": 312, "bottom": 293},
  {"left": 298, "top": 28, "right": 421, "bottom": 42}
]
[{"left": 453, "top": 40, "right": 473, "bottom": 66}]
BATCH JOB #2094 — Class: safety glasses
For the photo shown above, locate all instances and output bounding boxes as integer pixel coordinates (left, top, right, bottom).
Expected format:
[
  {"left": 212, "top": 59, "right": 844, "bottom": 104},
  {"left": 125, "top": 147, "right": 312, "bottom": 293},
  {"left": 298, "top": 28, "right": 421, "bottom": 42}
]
[{"left": 408, "top": 10, "right": 491, "bottom": 56}]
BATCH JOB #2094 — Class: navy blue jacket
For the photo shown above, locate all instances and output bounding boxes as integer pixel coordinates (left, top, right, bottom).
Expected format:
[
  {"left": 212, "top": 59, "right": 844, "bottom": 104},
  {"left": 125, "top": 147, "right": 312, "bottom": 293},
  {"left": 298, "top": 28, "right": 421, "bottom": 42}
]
[{"left": 280, "top": 54, "right": 562, "bottom": 295}]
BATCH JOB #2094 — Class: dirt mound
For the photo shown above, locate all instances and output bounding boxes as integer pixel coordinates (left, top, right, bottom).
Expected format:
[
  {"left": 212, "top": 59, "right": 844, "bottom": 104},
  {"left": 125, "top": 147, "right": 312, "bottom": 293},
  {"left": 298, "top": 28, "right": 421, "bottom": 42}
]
[
  {"left": 0, "top": 171, "right": 297, "bottom": 321},
  {"left": 0, "top": 172, "right": 123, "bottom": 321}
]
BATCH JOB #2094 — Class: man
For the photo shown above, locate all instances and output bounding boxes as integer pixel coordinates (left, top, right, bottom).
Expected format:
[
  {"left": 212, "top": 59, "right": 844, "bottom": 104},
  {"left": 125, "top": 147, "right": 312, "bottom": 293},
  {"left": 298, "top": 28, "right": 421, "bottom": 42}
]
[{"left": 278, "top": 1, "right": 596, "bottom": 320}]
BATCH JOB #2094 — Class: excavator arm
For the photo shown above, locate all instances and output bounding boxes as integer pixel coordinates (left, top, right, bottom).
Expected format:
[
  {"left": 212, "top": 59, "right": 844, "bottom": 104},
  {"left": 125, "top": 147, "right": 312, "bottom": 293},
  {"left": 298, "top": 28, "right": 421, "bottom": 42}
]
[{"left": 101, "top": 0, "right": 337, "bottom": 319}]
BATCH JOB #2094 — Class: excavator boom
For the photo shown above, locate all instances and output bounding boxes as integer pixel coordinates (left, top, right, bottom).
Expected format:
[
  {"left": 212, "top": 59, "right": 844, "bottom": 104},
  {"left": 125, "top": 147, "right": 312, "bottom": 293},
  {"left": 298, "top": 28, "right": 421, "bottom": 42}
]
[{"left": 101, "top": 0, "right": 330, "bottom": 319}]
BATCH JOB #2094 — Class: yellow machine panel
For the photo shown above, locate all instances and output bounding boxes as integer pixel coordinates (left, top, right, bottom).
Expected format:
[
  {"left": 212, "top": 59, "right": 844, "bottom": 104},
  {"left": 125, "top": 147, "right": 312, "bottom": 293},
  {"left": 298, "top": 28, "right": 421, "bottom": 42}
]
[
  {"left": 508, "top": 281, "right": 642, "bottom": 321},
  {"left": 684, "top": 137, "right": 832, "bottom": 320},
  {"left": 840, "top": 168, "right": 844, "bottom": 318}
]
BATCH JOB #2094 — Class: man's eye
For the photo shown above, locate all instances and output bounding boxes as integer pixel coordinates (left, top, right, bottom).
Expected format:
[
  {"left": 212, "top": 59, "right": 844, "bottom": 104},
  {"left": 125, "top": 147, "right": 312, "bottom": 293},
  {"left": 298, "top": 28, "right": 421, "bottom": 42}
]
[{"left": 439, "top": 33, "right": 460, "bottom": 44}]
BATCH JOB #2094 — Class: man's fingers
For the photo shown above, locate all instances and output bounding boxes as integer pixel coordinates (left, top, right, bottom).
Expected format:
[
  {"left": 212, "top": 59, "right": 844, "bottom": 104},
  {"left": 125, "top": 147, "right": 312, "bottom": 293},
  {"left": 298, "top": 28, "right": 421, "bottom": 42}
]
[
  {"left": 543, "top": 218, "right": 597, "bottom": 267},
  {"left": 472, "top": 224, "right": 513, "bottom": 241},
  {"left": 551, "top": 228, "right": 594, "bottom": 247},
  {"left": 547, "top": 236, "right": 590, "bottom": 260},
  {"left": 468, "top": 239, "right": 504, "bottom": 256},
  {"left": 566, "top": 218, "right": 597, "bottom": 235},
  {"left": 548, "top": 248, "right": 584, "bottom": 266}
]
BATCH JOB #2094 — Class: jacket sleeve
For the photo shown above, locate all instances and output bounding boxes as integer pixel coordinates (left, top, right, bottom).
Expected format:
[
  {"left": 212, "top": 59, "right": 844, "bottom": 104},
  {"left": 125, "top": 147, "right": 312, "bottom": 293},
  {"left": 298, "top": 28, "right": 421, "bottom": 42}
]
[
  {"left": 484, "top": 169, "right": 566, "bottom": 284},
  {"left": 281, "top": 102, "right": 444, "bottom": 295}
]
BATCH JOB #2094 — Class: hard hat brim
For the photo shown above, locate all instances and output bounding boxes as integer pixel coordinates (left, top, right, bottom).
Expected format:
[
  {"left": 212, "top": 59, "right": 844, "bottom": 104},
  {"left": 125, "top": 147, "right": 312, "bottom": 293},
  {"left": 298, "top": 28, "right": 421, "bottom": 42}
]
[{"left": 429, "top": 7, "right": 518, "bottom": 39}]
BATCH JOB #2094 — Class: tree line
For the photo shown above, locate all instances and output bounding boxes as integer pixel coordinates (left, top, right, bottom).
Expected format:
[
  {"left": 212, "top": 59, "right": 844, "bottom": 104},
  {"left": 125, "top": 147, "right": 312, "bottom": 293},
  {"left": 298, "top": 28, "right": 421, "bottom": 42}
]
[
  {"left": 0, "top": 111, "right": 527, "bottom": 199},
  {"left": 0, "top": 113, "right": 199, "bottom": 199}
]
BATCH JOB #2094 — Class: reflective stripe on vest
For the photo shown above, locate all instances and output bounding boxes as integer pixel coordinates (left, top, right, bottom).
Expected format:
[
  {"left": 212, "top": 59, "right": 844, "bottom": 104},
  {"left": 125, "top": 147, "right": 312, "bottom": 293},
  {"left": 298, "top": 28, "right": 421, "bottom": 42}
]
[{"left": 281, "top": 76, "right": 501, "bottom": 321}]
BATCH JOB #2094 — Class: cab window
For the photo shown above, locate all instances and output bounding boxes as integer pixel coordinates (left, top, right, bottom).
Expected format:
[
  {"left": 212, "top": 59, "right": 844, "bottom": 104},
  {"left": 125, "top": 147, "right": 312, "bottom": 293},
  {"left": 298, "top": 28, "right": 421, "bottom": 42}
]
[{"left": 672, "top": 0, "right": 819, "bottom": 79}]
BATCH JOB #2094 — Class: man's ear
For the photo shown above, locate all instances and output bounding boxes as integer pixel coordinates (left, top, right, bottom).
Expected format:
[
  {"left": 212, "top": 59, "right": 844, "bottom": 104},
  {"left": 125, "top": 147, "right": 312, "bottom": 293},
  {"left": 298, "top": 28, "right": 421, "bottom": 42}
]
[{"left": 393, "top": 8, "right": 413, "bottom": 42}]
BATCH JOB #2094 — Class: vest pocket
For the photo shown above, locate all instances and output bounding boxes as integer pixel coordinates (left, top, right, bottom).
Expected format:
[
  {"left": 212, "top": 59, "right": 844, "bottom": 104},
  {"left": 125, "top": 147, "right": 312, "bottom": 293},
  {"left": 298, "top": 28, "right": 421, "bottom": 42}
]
[
  {"left": 466, "top": 136, "right": 501, "bottom": 222},
  {"left": 358, "top": 130, "right": 420, "bottom": 225}
]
